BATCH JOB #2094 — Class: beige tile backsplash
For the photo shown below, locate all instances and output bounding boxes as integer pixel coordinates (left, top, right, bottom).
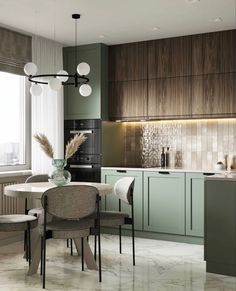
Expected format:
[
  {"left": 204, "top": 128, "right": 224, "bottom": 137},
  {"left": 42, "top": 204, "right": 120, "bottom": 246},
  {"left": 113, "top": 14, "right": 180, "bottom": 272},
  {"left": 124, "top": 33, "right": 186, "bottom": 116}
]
[{"left": 123, "top": 119, "right": 236, "bottom": 170}]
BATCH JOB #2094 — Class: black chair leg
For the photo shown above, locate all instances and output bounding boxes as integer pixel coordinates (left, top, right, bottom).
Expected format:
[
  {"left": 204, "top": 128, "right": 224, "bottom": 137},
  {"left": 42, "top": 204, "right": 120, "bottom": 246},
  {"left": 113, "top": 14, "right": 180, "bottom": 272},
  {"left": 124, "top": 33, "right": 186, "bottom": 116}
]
[
  {"left": 81, "top": 237, "right": 84, "bottom": 271},
  {"left": 42, "top": 234, "right": 46, "bottom": 289},
  {"left": 66, "top": 239, "right": 69, "bottom": 248},
  {"left": 98, "top": 231, "right": 102, "bottom": 282},
  {"left": 70, "top": 239, "right": 73, "bottom": 256},
  {"left": 40, "top": 237, "right": 43, "bottom": 275},
  {"left": 132, "top": 220, "right": 135, "bottom": 266},
  {"left": 94, "top": 235, "right": 97, "bottom": 260},
  {"left": 119, "top": 225, "right": 122, "bottom": 254}
]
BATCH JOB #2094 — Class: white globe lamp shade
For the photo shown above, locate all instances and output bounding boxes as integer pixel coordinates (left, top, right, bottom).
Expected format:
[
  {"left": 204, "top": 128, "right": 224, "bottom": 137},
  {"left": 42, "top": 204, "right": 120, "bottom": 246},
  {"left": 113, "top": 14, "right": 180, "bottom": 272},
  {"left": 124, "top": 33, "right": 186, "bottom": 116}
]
[
  {"left": 30, "top": 83, "right": 42, "bottom": 96},
  {"left": 24, "top": 62, "right": 38, "bottom": 76},
  {"left": 57, "top": 70, "right": 69, "bottom": 82},
  {"left": 79, "top": 84, "right": 92, "bottom": 97},
  {"left": 48, "top": 78, "right": 62, "bottom": 91},
  {"left": 77, "top": 62, "right": 90, "bottom": 76}
]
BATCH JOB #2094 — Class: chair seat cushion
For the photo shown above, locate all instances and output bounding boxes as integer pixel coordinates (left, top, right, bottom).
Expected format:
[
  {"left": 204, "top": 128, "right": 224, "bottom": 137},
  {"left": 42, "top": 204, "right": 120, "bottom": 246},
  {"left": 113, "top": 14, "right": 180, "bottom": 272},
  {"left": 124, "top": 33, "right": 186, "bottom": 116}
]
[
  {"left": 40, "top": 218, "right": 94, "bottom": 239},
  {"left": 28, "top": 207, "right": 43, "bottom": 217},
  {"left": 99, "top": 211, "right": 129, "bottom": 227},
  {"left": 0, "top": 215, "right": 38, "bottom": 231}
]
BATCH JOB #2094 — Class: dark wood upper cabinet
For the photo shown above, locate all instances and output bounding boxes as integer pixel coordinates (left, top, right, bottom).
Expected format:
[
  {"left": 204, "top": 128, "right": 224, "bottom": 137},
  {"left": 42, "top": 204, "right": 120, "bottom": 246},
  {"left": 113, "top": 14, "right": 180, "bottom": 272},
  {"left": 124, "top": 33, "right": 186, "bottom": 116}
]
[
  {"left": 148, "top": 76, "right": 191, "bottom": 118},
  {"left": 192, "top": 73, "right": 236, "bottom": 116},
  {"left": 109, "top": 42, "right": 147, "bottom": 82},
  {"left": 148, "top": 36, "right": 191, "bottom": 79},
  {"left": 192, "top": 30, "right": 236, "bottom": 75},
  {"left": 109, "top": 80, "right": 147, "bottom": 119}
]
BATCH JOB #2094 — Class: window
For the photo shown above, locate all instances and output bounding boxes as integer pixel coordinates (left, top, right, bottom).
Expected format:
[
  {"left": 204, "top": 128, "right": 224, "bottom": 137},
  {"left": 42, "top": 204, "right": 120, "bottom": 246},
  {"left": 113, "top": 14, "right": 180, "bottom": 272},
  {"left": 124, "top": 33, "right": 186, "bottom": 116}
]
[{"left": 0, "top": 71, "right": 30, "bottom": 171}]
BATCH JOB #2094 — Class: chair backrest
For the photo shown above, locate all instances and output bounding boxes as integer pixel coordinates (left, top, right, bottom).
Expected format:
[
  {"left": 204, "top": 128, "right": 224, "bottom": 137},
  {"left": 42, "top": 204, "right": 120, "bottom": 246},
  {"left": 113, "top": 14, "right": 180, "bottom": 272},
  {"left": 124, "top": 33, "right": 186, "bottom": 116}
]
[
  {"left": 41, "top": 185, "right": 98, "bottom": 220},
  {"left": 26, "top": 174, "right": 48, "bottom": 183},
  {"left": 114, "top": 177, "right": 135, "bottom": 205}
]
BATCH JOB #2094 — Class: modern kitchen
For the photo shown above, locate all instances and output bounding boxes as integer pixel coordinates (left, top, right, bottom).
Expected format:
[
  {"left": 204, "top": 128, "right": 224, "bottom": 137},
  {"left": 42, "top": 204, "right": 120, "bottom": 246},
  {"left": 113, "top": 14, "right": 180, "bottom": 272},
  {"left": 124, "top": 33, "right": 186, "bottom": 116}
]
[{"left": 0, "top": 0, "right": 235, "bottom": 290}]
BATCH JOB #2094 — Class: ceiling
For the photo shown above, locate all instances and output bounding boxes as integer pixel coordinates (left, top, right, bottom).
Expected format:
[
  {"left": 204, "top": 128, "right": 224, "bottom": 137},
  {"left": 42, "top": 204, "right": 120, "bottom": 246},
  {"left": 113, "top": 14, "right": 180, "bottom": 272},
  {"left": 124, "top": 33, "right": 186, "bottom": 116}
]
[{"left": 0, "top": 0, "right": 235, "bottom": 46}]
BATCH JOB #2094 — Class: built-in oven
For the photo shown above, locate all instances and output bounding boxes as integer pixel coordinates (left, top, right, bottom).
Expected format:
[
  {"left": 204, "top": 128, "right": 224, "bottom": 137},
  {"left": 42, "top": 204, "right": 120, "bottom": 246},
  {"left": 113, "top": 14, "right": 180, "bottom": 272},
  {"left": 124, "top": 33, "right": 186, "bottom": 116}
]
[{"left": 64, "top": 119, "right": 101, "bottom": 182}]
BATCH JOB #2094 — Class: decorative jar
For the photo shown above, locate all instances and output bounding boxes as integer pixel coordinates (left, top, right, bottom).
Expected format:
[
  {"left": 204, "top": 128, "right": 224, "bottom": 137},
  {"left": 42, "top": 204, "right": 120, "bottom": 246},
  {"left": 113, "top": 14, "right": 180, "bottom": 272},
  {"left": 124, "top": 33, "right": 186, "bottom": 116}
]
[{"left": 48, "top": 159, "right": 71, "bottom": 186}]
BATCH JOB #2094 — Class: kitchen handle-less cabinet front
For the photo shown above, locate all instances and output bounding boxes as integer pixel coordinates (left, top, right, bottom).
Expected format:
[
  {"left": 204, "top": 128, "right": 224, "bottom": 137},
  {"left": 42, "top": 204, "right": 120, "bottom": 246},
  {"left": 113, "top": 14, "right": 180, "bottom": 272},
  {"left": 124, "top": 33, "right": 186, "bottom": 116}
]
[
  {"left": 63, "top": 43, "right": 108, "bottom": 120},
  {"left": 191, "top": 73, "right": 236, "bottom": 117},
  {"left": 101, "top": 169, "right": 143, "bottom": 230},
  {"left": 186, "top": 173, "right": 205, "bottom": 237},
  {"left": 109, "top": 80, "right": 147, "bottom": 120},
  {"left": 144, "top": 171, "right": 185, "bottom": 235},
  {"left": 192, "top": 30, "right": 236, "bottom": 75},
  {"left": 109, "top": 41, "right": 147, "bottom": 82},
  {"left": 148, "top": 76, "right": 191, "bottom": 119}
]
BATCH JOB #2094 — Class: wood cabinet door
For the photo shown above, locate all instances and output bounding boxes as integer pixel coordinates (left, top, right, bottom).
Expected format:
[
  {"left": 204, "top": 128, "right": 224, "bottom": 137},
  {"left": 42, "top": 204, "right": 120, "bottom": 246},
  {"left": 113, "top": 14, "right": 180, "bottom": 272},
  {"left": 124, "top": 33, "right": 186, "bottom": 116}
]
[
  {"left": 144, "top": 171, "right": 185, "bottom": 235},
  {"left": 109, "top": 42, "right": 147, "bottom": 81},
  {"left": 192, "top": 30, "right": 236, "bottom": 75},
  {"left": 192, "top": 73, "right": 236, "bottom": 117},
  {"left": 109, "top": 80, "right": 147, "bottom": 119},
  {"left": 148, "top": 35, "right": 191, "bottom": 78},
  {"left": 148, "top": 76, "right": 191, "bottom": 118}
]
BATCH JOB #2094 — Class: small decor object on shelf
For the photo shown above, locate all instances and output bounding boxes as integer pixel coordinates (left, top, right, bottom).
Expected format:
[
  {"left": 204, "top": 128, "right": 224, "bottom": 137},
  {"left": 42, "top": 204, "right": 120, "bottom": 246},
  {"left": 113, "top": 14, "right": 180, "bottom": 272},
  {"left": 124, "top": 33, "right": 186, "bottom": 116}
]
[{"left": 34, "top": 133, "right": 87, "bottom": 186}]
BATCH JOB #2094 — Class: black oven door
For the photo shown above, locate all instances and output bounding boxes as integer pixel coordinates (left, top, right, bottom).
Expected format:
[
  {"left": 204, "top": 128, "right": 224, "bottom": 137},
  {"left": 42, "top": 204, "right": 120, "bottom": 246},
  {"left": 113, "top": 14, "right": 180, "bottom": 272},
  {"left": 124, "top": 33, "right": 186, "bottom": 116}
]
[
  {"left": 65, "top": 129, "right": 101, "bottom": 155},
  {"left": 68, "top": 164, "right": 101, "bottom": 182}
]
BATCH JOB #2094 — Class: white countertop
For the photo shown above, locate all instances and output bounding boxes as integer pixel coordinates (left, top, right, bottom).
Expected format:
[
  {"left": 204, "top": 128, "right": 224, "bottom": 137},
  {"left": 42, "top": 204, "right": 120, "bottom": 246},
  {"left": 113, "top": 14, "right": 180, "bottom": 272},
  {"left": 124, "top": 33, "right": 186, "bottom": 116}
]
[
  {"left": 102, "top": 166, "right": 226, "bottom": 174},
  {"left": 204, "top": 172, "right": 236, "bottom": 181}
]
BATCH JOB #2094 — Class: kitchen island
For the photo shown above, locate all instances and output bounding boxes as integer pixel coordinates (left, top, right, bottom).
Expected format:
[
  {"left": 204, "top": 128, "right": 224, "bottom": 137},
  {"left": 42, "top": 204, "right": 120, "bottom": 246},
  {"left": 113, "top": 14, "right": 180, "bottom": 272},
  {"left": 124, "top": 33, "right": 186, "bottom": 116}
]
[{"left": 205, "top": 173, "right": 236, "bottom": 276}]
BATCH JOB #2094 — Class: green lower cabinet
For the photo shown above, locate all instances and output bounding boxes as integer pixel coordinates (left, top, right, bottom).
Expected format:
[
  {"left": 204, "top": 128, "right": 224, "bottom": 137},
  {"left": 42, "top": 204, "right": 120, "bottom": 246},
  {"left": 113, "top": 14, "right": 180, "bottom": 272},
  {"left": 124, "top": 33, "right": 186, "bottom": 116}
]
[
  {"left": 101, "top": 169, "right": 143, "bottom": 231},
  {"left": 144, "top": 171, "right": 185, "bottom": 235},
  {"left": 186, "top": 173, "right": 205, "bottom": 237}
]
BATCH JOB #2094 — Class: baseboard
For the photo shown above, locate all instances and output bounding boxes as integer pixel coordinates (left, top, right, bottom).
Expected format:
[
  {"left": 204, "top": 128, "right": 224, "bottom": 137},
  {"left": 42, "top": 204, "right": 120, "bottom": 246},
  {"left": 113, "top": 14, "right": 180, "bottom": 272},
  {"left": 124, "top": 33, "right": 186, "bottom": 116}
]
[{"left": 101, "top": 227, "right": 204, "bottom": 245}]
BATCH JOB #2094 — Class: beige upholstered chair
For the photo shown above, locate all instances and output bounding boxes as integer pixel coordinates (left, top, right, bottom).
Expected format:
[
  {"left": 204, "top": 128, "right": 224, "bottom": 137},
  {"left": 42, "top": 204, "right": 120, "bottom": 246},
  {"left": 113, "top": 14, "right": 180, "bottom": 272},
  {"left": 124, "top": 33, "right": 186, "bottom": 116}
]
[
  {"left": 0, "top": 214, "right": 38, "bottom": 266},
  {"left": 40, "top": 185, "right": 101, "bottom": 289},
  {"left": 25, "top": 174, "right": 48, "bottom": 217},
  {"left": 95, "top": 177, "right": 135, "bottom": 265}
]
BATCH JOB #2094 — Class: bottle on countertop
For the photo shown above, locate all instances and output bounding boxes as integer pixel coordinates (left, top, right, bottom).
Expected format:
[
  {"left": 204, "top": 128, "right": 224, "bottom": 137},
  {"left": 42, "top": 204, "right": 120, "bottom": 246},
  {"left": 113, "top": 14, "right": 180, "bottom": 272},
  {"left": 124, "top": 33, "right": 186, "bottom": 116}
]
[
  {"left": 165, "top": 147, "right": 170, "bottom": 167},
  {"left": 161, "top": 147, "right": 165, "bottom": 167}
]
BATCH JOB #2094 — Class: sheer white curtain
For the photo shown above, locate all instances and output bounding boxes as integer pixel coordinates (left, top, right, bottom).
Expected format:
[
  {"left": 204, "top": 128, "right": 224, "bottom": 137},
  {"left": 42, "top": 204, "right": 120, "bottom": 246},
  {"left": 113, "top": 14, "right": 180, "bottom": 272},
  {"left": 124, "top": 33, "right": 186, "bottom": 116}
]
[{"left": 31, "top": 36, "right": 64, "bottom": 174}]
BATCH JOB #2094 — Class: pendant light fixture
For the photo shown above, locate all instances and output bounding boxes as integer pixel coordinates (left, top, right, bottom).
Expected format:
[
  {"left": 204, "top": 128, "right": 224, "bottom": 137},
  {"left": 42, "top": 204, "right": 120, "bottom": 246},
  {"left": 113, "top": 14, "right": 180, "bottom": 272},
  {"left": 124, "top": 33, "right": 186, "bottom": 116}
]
[{"left": 24, "top": 14, "right": 92, "bottom": 97}]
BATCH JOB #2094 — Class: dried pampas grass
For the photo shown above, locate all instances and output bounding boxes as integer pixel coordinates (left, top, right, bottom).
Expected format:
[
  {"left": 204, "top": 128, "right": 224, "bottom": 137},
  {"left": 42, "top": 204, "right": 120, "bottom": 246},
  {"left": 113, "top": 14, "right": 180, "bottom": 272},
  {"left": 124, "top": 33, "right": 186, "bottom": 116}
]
[
  {"left": 34, "top": 133, "right": 54, "bottom": 159},
  {"left": 65, "top": 133, "right": 87, "bottom": 160}
]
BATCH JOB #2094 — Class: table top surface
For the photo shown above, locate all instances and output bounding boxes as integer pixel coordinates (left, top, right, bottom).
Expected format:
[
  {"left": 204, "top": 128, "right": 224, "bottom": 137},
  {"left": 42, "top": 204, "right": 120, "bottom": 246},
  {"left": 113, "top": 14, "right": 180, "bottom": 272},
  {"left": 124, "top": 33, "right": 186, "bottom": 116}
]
[{"left": 4, "top": 182, "right": 113, "bottom": 199}]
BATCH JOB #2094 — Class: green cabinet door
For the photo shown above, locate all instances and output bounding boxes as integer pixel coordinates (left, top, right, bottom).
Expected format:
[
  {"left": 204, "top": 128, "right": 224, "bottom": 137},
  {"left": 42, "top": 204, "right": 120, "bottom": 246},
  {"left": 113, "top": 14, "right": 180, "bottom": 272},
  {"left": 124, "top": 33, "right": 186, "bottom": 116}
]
[
  {"left": 144, "top": 171, "right": 185, "bottom": 235},
  {"left": 186, "top": 173, "right": 205, "bottom": 237},
  {"left": 63, "top": 43, "right": 108, "bottom": 120},
  {"left": 101, "top": 169, "right": 143, "bottom": 231}
]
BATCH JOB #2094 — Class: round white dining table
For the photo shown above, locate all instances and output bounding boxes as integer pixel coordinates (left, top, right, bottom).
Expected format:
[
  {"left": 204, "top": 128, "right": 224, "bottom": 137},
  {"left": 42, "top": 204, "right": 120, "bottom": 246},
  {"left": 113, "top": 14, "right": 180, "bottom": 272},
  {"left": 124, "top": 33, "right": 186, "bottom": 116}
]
[
  {"left": 4, "top": 181, "right": 113, "bottom": 199},
  {"left": 4, "top": 181, "right": 113, "bottom": 275}
]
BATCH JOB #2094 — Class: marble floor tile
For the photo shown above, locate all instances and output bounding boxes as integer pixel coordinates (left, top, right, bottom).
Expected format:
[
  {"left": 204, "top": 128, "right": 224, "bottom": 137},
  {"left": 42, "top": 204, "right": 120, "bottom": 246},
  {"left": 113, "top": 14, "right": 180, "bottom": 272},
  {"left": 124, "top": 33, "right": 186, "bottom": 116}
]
[{"left": 0, "top": 235, "right": 235, "bottom": 290}]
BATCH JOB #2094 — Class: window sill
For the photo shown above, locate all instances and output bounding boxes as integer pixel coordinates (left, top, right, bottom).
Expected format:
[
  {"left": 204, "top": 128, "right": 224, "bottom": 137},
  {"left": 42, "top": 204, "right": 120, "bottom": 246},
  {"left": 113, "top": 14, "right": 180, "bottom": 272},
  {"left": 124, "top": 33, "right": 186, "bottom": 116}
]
[{"left": 0, "top": 169, "right": 32, "bottom": 178}]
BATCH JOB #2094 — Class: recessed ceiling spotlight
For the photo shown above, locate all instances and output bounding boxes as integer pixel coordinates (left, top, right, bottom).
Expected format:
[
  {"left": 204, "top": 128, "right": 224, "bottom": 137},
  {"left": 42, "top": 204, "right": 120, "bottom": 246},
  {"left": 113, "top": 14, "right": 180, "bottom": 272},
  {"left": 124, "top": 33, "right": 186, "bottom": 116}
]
[
  {"left": 99, "top": 34, "right": 105, "bottom": 38},
  {"left": 210, "top": 17, "right": 223, "bottom": 22},
  {"left": 185, "top": 0, "right": 200, "bottom": 3},
  {"left": 152, "top": 27, "right": 160, "bottom": 31}
]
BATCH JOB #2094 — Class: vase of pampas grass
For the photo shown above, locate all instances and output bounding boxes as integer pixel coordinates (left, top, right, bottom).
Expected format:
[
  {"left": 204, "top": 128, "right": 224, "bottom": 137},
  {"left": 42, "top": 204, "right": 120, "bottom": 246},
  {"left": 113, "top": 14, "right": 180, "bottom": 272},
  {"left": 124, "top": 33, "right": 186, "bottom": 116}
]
[
  {"left": 34, "top": 133, "right": 87, "bottom": 186},
  {"left": 48, "top": 159, "right": 71, "bottom": 186}
]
